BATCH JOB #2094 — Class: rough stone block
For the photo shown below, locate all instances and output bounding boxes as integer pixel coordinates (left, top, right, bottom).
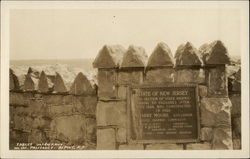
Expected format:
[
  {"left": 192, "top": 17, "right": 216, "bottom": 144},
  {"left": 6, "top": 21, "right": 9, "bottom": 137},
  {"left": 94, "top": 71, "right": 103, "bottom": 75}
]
[
  {"left": 45, "top": 95, "right": 83, "bottom": 114},
  {"left": 14, "top": 115, "right": 33, "bottom": 132},
  {"left": 10, "top": 106, "right": 15, "bottom": 128},
  {"left": 85, "top": 118, "right": 96, "bottom": 144},
  {"left": 15, "top": 106, "right": 29, "bottom": 116},
  {"left": 229, "top": 94, "right": 241, "bottom": 117},
  {"left": 50, "top": 115, "right": 86, "bottom": 145},
  {"left": 117, "top": 86, "right": 127, "bottom": 100},
  {"left": 43, "top": 95, "right": 64, "bottom": 105},
  {"left": 70, "top": 96, "right": 85, "bottom": 114},
  {"left": 97, "top": 69, "right": 117, "bottom": 99},
  {"left": 215, "top": 110, "right": 231, "bottom": 128},
  {"left": 233, "top": 139, "right": 241, "bottom": 150},
  {"left": 200, "top": 98, "right": 232, "bottom": 127},
  {"left": 28, "top": 99, "right": 48, "bottom": 117},
  {"left": 208, "top": 66, "right": 228, "bottom": 97},
  {"left": 32, "top": 116, "right": 50, "bottom": 129},
  {"left": 119, "top": 143, "right": 144, "bottom": 150},
  {"left": 145, "top": 143, "right": 183, "bottom": 150},
  {"left": 73, "top": 97, "right": 85, "bottom": 112},
  {"left": 24, "top": 116, "right": 34, "bottom": 132},
  {"left": 212, "top": 128, "right": 233, "bottom": 149},
  {"left": 96, "top": 101, "right": 126, "bottom": 127},
  {"left": 28, "top": 129, "right": 47, "bottom": 143},
  {"left": 10, "top": 93, "right": 25, "bottom": 106},
  {"left": 82, "top": 96, "right": 97, "bottom": 115},
  {"left": 175, "top": 69, "right": 205, "bottom": 84},
  {"left": 22, "top": 93, "right": 33, "bottom": 105},
  {"left": 232, "top": 80, "right": 241, "bottom": 92},
  {"left": 201, "top": 127, "right": 213, "bottom": 141},
  {"left": 13, "top": 115, "right": 24, "bottom": 130},
  {"left": 117, "top": 71, "right": 143, "bottom": 85},
  {"left": 10, "top": 130, "right": 29, "bottom": 143},
  {"left": 200, "top": 108, "right": 216, "bottom": 127},
  {"left": 63, "top": 95, "right": 75, "bottom": 105},
  {"left": 116, "top": 127, "right": 126, "bottom": 143},
  {"left": 145, "top": 68, "right": 174, "bottom": 84},
  {"left": 232, "top": 117, "right": 241, "bottom": 139},
  {"left": 198, "top": 85, "right": 208, "bottom": 97},
  {"left": 186, "top": 143, "right": 211, "bottom": 150},
  {"left": 147, "top": 42, "right": 174, "bottom": 67},
  {"left": 48, "top": 104, "right": 75, "bottom": 117},
  {"left": 97, "top": 128, "right": 116, "bottom": 150}
]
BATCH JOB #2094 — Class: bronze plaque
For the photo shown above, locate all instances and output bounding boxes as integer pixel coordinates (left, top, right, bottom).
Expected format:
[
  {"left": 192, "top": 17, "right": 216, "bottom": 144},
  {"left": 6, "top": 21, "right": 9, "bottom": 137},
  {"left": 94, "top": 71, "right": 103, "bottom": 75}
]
[{"left": 128, "top": 84, "right": 200, "bottom": 143}]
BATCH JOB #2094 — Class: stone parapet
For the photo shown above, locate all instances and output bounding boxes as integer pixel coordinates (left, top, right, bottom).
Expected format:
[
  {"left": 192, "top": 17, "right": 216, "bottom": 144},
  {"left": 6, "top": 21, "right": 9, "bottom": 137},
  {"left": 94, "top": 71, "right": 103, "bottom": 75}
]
[
  {"left": 9, "top": 67, "right": 98, "bottom": 149},
  {"left": 93, "top": 41, "right": 234, "bottom": 150}
]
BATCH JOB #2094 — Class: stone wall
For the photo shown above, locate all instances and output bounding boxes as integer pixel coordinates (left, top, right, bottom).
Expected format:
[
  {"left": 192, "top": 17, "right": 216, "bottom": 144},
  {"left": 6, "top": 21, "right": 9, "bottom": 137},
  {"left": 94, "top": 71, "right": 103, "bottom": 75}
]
[
  {"left": 93, "top": 41, "right": 235, "bottom": 150},
  {"left": 9, "top": 69, "right": 97, "bottom": 150},
  {"left": 9, "top": 40, "right": 241, "bottom": 150}
]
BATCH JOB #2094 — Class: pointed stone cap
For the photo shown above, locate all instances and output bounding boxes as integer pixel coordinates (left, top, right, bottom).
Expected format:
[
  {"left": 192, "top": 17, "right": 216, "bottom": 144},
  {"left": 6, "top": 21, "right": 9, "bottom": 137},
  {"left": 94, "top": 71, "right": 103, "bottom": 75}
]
[
  {"left": 121, "top": 45, "right": 148, "bottom": 68},
  {"left": 199, "top": 40, "right": 230, "bottom": 65},
  {"left": 93, "top": 45, "right": 126, "bottom": 68},
  {"left": 17, "top": 75, "right": 26, "bottom": 90},
  {"left": 69, "top": 72, "right": 95, "bottom": 95},
  {"left": 38, "top": 71, "right": 49, "bottom": 93},
  {"left": 10, "top": 69, "right": 20, "bottom": 90},
  {"left": 27, "top": 67, "right": 40, "bottom": 78},
  {"left": 175, "top": 42, "right": 202, "bottom": 66},
  {"left": 23, "top": 74, "right": 38, "bottom": 91},
  {"left": 53, "top": 72, "right": 67, "bottom": 93},
  {"left": 147, "top": 42, "right": 174, "bottom": 67}
]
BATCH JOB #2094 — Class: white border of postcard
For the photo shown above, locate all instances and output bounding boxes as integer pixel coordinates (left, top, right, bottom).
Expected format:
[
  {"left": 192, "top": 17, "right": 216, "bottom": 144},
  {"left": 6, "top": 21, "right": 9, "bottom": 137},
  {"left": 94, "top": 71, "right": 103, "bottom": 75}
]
[{"left": 1, "top": 1, "right": 249, "bottom": 158}]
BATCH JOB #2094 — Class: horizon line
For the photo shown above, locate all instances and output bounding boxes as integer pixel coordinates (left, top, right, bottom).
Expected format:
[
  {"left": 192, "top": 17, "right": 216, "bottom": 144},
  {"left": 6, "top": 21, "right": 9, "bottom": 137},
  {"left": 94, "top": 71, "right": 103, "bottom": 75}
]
[
  {"left": 10, "top": 55, "right": 241, "bottom": 61},
  {"left": 10, "top": 58, "right": 95, "bottom": 61}
]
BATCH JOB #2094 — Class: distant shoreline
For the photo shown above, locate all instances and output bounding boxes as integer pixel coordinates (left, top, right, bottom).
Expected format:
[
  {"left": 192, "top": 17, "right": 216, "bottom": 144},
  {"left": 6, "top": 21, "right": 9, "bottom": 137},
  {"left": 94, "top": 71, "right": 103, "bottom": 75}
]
[
  {"left": 10, "top": 58, "right": 94, "bottom": 62},
  {"left": 10, "top": 58, "right": 95, "bottom": 70}
]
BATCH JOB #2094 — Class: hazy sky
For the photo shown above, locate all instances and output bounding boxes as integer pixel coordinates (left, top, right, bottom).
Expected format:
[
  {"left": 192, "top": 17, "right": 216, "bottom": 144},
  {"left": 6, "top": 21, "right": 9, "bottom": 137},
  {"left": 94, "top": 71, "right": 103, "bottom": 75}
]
[{"left": 10, "top": 9, "right": 241, "bottom": 60}]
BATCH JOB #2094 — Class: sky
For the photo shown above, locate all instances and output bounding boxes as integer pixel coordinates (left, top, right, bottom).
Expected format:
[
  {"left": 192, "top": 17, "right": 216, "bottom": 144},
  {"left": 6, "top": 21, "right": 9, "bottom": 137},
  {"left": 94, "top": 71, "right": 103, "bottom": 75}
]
[{"left": 10, "top": 9, "right": 241, "bottom": 60}]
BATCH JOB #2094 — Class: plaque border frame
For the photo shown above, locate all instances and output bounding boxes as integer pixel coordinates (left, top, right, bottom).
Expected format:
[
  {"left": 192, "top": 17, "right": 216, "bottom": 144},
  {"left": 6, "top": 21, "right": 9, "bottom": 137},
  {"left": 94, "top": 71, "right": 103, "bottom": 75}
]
[{"left": 126, "top": 84, "right": 200, "bottom": 144}]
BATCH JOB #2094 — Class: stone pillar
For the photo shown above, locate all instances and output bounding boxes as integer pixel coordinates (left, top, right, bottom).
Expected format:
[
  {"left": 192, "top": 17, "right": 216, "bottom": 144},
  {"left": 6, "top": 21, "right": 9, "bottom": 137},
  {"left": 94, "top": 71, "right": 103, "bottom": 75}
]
[
  {"left": 174, "top": 42, "right": 205, "bottom": 84},
  {"left": 118, "top": 45, "right": 147, "bottom": 97},
  {"left": 116, "top": 45, "right": 147, "bottom": 149},
  {"left": 93, "top": 45, "right": 126, "bottom": 99},
  {"left": 145, "top": 42, "right": 174, "bottom": 84},
  {"left": 93, "top": 45, "right": 126, "bottom": 150},
  {"left": 174, "top": 42, "right": 208, "bottom": 149},
  {"left": 199, "top": 40, "right": 233, "bottom": 149}
]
